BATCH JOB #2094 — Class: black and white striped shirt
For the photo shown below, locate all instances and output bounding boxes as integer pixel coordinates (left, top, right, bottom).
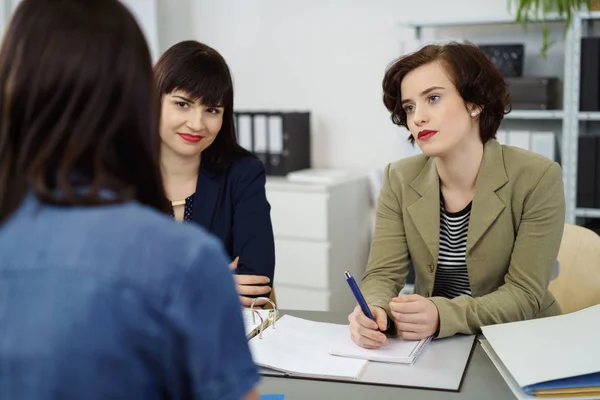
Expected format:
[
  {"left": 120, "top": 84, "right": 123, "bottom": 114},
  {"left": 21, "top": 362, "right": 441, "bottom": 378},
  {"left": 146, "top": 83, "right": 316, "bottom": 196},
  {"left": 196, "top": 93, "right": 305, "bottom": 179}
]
[{"left": 432, "top": 198, "right": 472, "bottom": 299}]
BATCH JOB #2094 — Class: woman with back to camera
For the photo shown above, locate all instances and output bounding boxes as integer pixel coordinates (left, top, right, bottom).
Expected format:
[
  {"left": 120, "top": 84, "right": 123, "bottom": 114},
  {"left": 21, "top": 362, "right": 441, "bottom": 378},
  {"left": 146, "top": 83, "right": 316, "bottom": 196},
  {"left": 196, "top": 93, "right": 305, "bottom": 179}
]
[
  {"left": 0, "top": 1, "right": 259, "bottom": 398},
  {"left": 154, "top": 41, "right": 275, "bottom": 307},
  {"left": 348, "top": 42, "right": 565, "bottom": 348}
]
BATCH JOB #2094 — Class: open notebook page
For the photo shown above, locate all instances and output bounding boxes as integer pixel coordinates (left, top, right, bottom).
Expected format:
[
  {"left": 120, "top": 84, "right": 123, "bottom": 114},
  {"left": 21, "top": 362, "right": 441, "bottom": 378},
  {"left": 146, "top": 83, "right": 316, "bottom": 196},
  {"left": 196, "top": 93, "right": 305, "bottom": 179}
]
[
  {"left": 248, "top": 315, "right": 368, "bottom": 380},
  {"left": 330, "top": 334, "right": 431, "bottom": 364}
]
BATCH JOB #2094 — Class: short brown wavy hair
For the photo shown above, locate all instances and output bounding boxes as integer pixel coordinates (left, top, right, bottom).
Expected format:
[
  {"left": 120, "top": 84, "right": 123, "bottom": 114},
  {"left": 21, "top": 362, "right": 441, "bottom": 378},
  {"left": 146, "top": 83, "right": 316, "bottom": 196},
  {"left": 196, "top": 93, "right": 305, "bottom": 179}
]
[{"left": 382, "top": 41, "right": 511, "bottom": 145}]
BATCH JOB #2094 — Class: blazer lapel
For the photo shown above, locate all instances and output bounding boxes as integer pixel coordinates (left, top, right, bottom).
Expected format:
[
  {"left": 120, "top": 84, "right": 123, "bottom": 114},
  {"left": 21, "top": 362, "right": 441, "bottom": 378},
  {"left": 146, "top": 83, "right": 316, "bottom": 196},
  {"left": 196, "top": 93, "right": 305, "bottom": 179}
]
[
  {"left": 466, "top": 140, "right": 509, "bottom": 254},
  {"left": 193, "top": 168, "right": 220, "bottom": 229},
  {"left": 408, "top": 158, "right": 441, "bottom": 265}
]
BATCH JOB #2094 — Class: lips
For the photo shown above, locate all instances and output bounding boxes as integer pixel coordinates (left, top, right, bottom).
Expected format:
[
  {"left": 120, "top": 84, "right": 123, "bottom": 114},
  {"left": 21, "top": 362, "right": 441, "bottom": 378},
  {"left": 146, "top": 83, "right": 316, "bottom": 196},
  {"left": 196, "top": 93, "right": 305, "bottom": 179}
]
[
  {"left": 177, "top": 133, "right": 203, "bottom": 143},
  {"left": 417, "top": 130, "right": 438, "bottom": 140}
]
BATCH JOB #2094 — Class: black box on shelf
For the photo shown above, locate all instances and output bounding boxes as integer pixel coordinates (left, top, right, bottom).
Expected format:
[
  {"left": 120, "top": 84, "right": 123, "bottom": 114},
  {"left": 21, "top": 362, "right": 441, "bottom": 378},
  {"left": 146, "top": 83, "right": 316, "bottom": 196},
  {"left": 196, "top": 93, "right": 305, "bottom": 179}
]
[
  {"left": 234, "top": 111, "right": 311, "bottom": 176},
  {"left": 505, "top": 77, "right": 560, "bottom": 110},
  {"left": 478, "top": 43, "right": 525, "bottom": 77},
  {"left": 577, "top": 136, "right": 599, "bottom": 208},
  {"left": 580, "top": 37, "right": 600, "bottom": 111}
]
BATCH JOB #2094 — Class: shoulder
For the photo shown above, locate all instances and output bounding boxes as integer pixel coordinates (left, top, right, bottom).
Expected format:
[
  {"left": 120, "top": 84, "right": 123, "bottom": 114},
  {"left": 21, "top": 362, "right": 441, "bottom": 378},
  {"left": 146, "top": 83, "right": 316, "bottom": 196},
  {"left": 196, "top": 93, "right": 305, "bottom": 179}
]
[
  {"left": 500, "top": 144, "right": 562, "bottom": 189},
  {"left": 387, "top": 153, "right": 430, "bottom": 185},
  {"left": 85, "top": 203, "right": 228, "bottom": 297},
  {"left": 228, "top": 156, "right": 266, "bottom": 178}
]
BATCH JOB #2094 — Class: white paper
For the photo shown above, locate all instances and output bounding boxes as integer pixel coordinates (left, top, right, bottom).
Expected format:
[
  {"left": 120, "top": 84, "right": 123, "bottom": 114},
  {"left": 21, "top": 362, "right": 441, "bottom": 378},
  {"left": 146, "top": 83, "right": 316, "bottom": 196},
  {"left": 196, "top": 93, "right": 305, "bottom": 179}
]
[
  {"left": 481, "top": 304, "right": 600, "bottom": 388},
  {"left": 248, "top": 315, "right": 367, "bottom": 380},
  {"left": 330, "top": 335, "right": 431, "bottom": 364}
]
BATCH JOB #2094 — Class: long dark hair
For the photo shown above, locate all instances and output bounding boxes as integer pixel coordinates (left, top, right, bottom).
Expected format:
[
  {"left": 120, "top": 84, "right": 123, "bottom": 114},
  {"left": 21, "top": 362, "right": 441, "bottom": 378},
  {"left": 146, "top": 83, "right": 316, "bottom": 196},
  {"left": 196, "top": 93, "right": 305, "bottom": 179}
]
[
  {"left": 0, "top": 0, "right": 169, "bottom": 223},
  {"left": 154, "top": 40, "right": 254, "bottom": 172}
]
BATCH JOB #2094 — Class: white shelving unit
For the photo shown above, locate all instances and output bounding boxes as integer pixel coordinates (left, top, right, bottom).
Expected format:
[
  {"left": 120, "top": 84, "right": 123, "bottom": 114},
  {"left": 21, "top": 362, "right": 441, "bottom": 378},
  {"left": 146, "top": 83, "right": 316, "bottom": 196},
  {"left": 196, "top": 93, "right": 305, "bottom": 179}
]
[{"left": 401, "top": 11, "right": 600, "bottom": 225}]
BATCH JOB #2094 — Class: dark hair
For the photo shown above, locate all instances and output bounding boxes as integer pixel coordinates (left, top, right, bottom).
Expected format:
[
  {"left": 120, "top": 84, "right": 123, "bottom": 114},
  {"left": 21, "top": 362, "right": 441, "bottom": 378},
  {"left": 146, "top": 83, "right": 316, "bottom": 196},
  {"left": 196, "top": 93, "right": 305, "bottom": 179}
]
[
  {"left": 154, "top": 40, "right": 254, "bottom": 172},
  {"left": 0, "top": 0, "right": 169, "bottom": 223},
  {"left": 382, "top": 41, "right": 511, "bottom": 145}
]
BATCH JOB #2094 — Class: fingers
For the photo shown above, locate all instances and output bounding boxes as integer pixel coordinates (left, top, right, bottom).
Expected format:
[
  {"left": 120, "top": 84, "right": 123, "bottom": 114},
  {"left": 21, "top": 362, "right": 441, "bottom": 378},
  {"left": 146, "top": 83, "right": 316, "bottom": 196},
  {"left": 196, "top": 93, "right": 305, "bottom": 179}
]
[
  {"left": 234, "top": 274, "right": 271, "bottom": 285},
  {"left": 390, "top": 311, "right": 425, "bottom": 324},
  {"left": 229, "top": 256, "right": 239, "bottom": 270},
  {"left": 373, "top": 307, "right": 389, "bottom": 331},
  {"left": 389, "top": 298, "right": 424, "bottom": 314},
  {"left": 348, "top": 306, "right": 388, "bottom": 349},
  {"left": 398, "top": 329, "right": 428, "bottom": 341},
  {"left": 392, "top": 294, "right": 424, "bottom": 303},
  {"left": 237, "top": 284, "right": 272, "bottom": 296},
  {"left": 240, "top": 296, "right": 269, "bottom": 307}
]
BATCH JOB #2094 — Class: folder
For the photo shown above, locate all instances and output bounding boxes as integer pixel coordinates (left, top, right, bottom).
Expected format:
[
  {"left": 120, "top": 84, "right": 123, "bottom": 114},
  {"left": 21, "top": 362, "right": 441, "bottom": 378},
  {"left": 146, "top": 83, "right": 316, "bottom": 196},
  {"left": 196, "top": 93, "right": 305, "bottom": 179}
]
[{"left": 481, "top": 304, "right": 600, "bottom": 399}]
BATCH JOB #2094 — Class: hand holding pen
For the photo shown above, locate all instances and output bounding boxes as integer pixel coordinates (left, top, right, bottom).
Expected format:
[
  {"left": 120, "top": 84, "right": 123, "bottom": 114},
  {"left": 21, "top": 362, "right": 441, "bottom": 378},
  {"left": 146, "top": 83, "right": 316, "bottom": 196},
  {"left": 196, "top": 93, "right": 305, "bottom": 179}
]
[{"left": 345, "top": 271, "right": 389, "bottom": 349}]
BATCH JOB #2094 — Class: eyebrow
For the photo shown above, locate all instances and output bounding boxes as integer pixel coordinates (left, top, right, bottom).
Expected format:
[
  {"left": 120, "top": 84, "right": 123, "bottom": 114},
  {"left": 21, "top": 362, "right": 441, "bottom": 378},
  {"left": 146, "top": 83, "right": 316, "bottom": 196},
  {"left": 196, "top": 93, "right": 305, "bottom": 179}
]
[
  {"left": 173, "top": 95, "right": 196, "bottom": 103},
  {"left": 172, "top": 95, "right": 224, "bottom": 108},
  {"left": 401, "top": 86, "right": 446, "bottom": 105}
]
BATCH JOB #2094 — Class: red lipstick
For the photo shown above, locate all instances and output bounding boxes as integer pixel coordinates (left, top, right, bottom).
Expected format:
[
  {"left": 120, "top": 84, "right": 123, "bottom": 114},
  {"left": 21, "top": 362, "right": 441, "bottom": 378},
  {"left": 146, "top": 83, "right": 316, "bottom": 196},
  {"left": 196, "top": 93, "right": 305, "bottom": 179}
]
[
  {"left": 177, "top": 133, "right": 203, "bottom": 143},
  {"left": 417, "top": 130, "right": 438, "bottom": 141}
]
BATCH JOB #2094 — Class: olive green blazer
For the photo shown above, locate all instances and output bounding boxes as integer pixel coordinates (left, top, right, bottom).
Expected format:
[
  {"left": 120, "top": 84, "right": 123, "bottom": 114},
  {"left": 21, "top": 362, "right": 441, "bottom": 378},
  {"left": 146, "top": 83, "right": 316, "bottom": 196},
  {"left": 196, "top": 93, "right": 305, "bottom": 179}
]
[{"left": 361, "top": 139, "right": 565, "bottom": 338}]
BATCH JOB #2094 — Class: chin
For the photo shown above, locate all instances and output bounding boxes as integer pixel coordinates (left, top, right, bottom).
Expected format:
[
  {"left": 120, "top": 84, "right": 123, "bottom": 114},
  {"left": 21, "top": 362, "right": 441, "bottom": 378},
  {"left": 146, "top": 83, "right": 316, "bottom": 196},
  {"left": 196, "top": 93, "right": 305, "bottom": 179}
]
[{"left": 416, "top": 141, "right": 445, "bottom": 158}]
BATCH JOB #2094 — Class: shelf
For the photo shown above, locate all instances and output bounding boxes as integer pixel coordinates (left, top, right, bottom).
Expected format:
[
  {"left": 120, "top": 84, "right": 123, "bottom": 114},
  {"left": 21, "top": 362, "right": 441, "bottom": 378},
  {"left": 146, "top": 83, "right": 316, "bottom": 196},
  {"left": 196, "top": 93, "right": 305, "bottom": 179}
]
[
  {"left": 398, "top": 13, "right": 566, "bottom": 30},
  {"left": 504, "top": 110, "right": 563, "bottom": 120},
  {"left": 575, "top": 208, "right": 600, "bottom": 219},
  {"left": 578, "top": 112, "right": 600, "bottom": 121},
  {"left": 399, "top": 10, "right": 600, "bottom": 31}
]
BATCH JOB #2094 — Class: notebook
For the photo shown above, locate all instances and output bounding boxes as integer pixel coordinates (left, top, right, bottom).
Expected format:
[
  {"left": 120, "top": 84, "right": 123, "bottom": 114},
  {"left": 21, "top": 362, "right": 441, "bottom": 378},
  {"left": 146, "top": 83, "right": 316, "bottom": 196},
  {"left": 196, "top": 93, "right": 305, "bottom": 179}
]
[
  {"left": 248, "top": 315, "right": 369, "bottom": 380},
  {"left": 481, "top": 304, "right": 600, "bottom": 398},
  {"left": 330, "top": 335, "right": 432, "bottom": 364}
]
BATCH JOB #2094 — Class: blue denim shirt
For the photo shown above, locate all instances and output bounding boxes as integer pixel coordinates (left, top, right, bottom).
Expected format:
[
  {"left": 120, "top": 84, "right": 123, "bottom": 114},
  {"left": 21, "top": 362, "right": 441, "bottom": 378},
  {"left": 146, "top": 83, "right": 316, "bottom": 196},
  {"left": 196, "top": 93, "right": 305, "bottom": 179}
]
[{"left": 0, "top": 195, "right": 259, "bottom": 399}]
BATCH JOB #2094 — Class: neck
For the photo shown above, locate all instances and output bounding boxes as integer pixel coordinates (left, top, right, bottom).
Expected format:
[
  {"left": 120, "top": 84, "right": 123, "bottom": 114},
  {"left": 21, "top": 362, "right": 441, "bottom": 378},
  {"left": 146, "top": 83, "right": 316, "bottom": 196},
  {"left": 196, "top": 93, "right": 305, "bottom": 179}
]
[
  {"left": 435, "top": 138, "right": 484, "bottom": 192},
  {"left": 160, "top": 144, "right": 201, "bottom": 182}
]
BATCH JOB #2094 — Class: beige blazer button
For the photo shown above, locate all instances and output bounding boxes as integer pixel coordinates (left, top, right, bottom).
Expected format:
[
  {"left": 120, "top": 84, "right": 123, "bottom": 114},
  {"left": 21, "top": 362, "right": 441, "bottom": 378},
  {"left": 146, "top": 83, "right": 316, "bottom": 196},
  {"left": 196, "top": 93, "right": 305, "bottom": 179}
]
[{"left": 428, "top": 262, "right": 434, "bottom": 273}]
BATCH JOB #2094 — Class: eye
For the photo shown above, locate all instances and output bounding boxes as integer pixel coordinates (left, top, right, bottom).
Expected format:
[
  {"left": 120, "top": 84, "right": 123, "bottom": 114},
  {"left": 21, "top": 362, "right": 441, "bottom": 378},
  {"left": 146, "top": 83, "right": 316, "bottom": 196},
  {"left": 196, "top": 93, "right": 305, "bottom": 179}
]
[
  {"left": 175, "top": 101, "right": 189, "bottom": 109},
  {"left": 403, "top": 104, "right": 415, "bottom": 113},
  {"left": 206, "top": 107, "right": 221, "bottom": 114},
  {"left": 429, "top": 95, "right": 440, "bottom": 103}
]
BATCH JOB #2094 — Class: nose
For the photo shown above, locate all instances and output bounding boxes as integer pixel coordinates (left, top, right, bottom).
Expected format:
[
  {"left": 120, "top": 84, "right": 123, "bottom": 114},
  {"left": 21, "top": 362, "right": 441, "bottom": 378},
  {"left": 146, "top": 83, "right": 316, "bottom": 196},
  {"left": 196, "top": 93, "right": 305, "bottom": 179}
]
[
  {"left": 412, "top": 105, "right": 429, "bottom": 127},
  {"left": 186, "top": 108, "right": 204, "bottom": 132}
]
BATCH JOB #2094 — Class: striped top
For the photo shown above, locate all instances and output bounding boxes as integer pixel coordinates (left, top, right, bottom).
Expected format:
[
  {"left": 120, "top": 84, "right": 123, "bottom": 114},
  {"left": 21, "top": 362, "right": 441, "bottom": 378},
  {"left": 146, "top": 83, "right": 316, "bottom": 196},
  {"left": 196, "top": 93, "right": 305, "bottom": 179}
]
[{"left": 432, "top": 197, "right": 473, "bottom": 299}]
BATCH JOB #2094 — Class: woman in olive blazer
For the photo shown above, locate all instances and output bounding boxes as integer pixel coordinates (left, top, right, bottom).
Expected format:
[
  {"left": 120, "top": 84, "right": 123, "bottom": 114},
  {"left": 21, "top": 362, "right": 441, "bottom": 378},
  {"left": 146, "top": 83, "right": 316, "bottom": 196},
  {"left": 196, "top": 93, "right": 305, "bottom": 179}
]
[{"left": 348, "top": 42, "right": 565, "bottom": 347}]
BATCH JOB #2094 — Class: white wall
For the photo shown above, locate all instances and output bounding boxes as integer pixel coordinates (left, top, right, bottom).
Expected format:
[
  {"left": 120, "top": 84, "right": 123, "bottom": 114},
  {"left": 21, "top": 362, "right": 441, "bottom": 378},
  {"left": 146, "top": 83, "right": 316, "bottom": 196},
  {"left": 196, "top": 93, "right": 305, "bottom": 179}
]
[
  {"left": 1, "top": 0, "right": 568, "bottom": 171},
  {"left": 153, "top": 0, "right": 569, "bottom": 170}
]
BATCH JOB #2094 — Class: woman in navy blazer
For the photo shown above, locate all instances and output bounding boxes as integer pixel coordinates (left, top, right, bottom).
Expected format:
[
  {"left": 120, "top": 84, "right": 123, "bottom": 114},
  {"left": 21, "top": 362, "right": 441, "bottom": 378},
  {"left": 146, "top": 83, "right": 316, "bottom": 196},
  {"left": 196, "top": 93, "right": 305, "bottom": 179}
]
[{"left": 154, "top": 40, "right": 275, "bottom": 307}]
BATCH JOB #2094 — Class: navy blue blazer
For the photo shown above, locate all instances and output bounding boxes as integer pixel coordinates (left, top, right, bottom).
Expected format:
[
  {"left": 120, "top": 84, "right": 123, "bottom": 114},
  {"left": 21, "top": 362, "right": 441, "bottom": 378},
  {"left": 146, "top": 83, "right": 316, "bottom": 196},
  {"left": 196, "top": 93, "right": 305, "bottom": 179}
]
[{"left": 191, "top": 156, "right": 275, "bottom": 284}]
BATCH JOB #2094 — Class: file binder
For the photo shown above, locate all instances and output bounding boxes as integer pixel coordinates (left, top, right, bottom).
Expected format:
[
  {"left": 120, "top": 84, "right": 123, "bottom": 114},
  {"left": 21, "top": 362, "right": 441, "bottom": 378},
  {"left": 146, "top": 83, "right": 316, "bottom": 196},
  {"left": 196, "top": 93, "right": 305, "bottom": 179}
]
[
  {"left": 234, "top": 111, "right": 310, "bottom": 176},
  {"left": 481, "top": 304, "right": 600, "bottom": 399},
  {"left": 243, "top": 297, "right": 279, "bottom": 339}
]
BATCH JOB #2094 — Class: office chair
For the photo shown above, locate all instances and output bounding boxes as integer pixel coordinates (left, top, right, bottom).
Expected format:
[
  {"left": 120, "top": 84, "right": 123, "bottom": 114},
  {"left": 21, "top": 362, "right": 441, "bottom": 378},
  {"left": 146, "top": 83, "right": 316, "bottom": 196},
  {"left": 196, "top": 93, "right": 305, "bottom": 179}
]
[{"left": 548, "top": 224, "right": 600, "bottom": 314}]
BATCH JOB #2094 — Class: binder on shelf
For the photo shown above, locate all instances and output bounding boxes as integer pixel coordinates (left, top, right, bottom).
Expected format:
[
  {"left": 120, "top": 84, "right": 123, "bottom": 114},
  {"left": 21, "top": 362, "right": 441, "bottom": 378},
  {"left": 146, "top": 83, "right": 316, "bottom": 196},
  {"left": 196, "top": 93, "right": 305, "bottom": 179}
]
[
  {"left": 577, "top": 136, "right": 598, "bottom": 209},
  {"left": 596, "top": 138, "right": 600, "bottom": 209},
  {"left": 580, "top": 37, "right": 600, "bottom": 112},
  {"left": 234, "top": 111, "right": 310, "bottom": 176}
]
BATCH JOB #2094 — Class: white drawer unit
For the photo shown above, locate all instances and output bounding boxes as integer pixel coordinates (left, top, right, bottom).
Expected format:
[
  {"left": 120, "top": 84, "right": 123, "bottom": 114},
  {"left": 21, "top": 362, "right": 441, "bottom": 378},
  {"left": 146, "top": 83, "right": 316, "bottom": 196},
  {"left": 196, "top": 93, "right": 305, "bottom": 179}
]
[{"left": 266, "top": 174, "right": 371, "bottom": 314}]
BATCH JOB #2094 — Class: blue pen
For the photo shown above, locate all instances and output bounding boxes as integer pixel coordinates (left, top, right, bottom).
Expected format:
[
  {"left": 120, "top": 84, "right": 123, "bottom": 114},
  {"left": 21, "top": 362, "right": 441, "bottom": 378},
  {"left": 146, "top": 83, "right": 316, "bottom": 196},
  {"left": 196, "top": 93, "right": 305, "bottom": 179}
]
[{"left": 344, "top": 271, "right": 376, "bottom": 322}]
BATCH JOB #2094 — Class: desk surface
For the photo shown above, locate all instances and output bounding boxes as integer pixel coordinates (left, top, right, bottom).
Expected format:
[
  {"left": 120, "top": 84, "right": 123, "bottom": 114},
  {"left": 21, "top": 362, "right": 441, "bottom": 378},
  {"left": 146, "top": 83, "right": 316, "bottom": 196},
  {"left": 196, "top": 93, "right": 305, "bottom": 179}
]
[{"left": 258, "top": 310, "right": 514, "bottom": 400}]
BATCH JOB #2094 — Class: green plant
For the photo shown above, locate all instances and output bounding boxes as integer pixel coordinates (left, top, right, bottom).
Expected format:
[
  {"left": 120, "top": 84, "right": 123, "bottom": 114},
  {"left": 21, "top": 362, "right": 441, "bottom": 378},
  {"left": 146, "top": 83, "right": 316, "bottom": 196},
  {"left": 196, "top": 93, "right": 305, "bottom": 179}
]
[{"left": 509, "top": 0, "right": 591, "bottom": 57}]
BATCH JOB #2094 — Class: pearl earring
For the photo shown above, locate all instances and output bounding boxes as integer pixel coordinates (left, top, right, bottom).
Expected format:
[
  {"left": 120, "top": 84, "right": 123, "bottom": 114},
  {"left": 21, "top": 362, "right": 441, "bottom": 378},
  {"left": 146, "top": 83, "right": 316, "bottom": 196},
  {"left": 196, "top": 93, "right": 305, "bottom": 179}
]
[{"left": 471, "top": 111, "right": 478, "bottom": 117}]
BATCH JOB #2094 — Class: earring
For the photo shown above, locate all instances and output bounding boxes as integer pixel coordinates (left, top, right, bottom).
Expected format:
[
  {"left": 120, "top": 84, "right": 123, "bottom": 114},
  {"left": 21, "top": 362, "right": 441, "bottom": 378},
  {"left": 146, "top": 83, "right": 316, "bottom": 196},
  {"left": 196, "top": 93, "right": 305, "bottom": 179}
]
[{"left": 470, "top": 111, "right": 478, "bottom": 117}]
